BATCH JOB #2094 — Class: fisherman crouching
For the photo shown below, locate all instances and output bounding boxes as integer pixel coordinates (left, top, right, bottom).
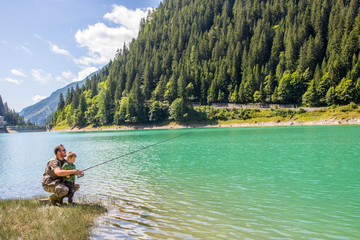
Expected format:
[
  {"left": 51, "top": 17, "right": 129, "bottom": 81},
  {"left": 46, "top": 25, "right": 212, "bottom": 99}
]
[{"left": 42, "top": 144, "right": 84, "bottom": 205}]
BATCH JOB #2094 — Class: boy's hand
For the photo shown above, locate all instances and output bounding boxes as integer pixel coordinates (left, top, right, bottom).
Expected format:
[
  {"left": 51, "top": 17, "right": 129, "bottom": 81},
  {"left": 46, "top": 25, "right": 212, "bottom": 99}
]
[{"left": 66, "top": 175, "right": 70, "bottom": 178}]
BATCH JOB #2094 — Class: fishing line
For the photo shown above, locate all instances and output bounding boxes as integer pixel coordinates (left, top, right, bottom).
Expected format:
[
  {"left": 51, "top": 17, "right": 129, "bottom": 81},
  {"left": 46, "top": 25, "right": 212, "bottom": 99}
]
[{"left": 78, "top": 129, "right": 197, "bottom": 177}]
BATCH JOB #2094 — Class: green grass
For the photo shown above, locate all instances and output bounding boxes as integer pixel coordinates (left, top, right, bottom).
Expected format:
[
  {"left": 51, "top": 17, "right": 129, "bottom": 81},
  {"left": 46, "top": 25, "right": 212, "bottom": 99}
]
[
  {"left": 214, "top": 104, "right": 359, "bottom": 124},
  {"left": 0, "top": 198, "right": 106, "bottom": 240},
  {"left": 52, "top": 104, "right": 360, "bottom": 131}
]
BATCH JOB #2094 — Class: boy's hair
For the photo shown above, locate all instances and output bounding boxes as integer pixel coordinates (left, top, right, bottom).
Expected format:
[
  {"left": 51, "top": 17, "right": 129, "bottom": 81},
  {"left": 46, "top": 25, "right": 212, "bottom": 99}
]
[{"left": 67, "top": 152, "right": 77, "bottom": 159}]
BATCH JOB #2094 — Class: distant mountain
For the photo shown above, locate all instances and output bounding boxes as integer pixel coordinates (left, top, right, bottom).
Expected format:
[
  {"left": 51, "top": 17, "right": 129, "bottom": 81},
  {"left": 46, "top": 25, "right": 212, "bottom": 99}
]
[{"left": 19, "top": 70, "right": 99, "bottom": 126}]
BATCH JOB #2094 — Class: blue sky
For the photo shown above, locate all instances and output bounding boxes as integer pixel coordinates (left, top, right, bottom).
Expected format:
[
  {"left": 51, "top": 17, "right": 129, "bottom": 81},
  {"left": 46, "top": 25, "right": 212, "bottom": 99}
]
[{"left": 0, "top": 0, "right": 162, "bottom": 111}]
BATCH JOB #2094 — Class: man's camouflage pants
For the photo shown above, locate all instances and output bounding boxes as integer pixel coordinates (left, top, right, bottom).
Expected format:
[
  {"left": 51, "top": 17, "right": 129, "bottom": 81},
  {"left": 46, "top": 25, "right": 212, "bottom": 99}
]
[{"left": 43, "top": 182, "right": 80, "bottom": 198}]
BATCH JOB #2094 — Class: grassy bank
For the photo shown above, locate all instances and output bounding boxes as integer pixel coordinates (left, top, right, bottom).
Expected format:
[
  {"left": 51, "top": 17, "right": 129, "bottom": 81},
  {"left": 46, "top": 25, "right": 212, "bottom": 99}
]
[
  {"left": 51, "top": 104, "right": 360, "bottom": 131},
  {"left": 214, "top": 104, "right": 360, "bottom": 125},
  {"left": 0, "top": 198, "right": 106, "bottom": 240}
]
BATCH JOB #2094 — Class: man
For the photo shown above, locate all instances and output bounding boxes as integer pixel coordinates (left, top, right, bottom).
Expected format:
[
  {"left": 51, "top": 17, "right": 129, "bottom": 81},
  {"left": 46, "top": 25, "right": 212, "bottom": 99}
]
[{"left": 42, "top": 144, "right": 84, "bottom": 205}]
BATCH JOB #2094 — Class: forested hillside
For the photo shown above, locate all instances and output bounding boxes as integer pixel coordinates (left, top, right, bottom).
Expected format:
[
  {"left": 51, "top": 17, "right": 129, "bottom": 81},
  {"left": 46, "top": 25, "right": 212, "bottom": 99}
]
[
  {"left": 52, "top": 0, "right": 360, "bottom": 127},
  {"left": 0, "top": 95, "right": 27, "bottom": 126}
]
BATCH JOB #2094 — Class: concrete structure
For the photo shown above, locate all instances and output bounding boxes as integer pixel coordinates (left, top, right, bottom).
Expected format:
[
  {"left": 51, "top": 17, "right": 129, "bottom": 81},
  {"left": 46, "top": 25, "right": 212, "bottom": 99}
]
[
  {"left": 6, "top": 125, "right": 46, "bottom": 133},
  {"left": 0, "top": 116, "right": 7, "bottom": 133}
]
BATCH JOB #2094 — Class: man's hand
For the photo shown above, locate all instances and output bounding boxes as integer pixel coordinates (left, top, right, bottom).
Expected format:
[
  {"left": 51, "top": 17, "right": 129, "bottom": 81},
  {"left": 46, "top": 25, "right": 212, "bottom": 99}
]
[{"left": 74, "top": 170, "right": 84, "bottom": 175}]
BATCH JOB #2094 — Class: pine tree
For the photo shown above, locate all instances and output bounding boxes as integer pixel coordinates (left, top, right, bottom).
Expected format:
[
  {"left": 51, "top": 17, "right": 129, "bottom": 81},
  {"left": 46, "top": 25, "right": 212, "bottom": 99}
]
[
  {"left": 302, "top": 79, "right": 318, "bottom": 106},
  {"left": 58, "top": 93, "right": 65, "bottom": 111},
  {"left": 0, "top": 95, "right": 5, "bottom": 116},
  {"left": 75, "top": 94, "right": 87, "bottom": 127}
]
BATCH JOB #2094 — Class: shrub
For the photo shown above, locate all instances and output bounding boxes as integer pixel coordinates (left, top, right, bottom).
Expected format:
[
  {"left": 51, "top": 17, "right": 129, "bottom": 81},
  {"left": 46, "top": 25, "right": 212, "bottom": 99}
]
[{"left": 297, "top": 108, "right": 306, "bottom": 114}]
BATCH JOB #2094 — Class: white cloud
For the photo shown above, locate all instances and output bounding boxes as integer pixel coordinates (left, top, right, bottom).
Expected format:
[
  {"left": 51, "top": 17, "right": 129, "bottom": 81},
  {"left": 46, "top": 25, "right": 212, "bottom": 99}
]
[
  {"left": 55, "top": 67, "right": 98, "bottom": 83},
  {"left": 32, "top": 95, "right": 47, "bottom": 103},
  {"left": 2, "top": 77, "right": 21, "bottom": 84},
  {"left": 49, "top": 43, "right": 70, "bottom": 57},
  {"left": 35, "top": 34, "right": 70, "bottom": 57},
  {"left": 74, "top": 67, "right": 98, "bottom": 82},
  {"left": 55, "top": 71, "right": 74, "bottom": 83},
  {"left": 104, "top": 5, "right": 151, "bottom": 31},
  {"left": 32, "top": 69, "right": 52, "bottom": 84},
  {"left": 74, "top": 23, "right": 133, "bottom": 66},
  {"left": 20, "top": 45, "right": 32, "bottom": 55},
  {"left": 61, "top": 71, "right": 73, "bottom": 79},
  {"left": 10, "top": 69, "right": 28, "bottom": 77},
  {"left": 74, "top": 5, "right": 150, "bottom": 66}
]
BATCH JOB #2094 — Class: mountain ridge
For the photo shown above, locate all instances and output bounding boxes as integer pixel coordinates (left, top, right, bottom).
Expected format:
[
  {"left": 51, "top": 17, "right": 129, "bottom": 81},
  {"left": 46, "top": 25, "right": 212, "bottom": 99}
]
[{"left": 19, "top": 70, "right": 100, "bottom": 126}]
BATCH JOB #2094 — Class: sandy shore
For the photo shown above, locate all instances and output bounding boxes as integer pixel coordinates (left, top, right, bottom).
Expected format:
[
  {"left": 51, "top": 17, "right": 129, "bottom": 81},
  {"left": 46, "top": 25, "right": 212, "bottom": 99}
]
[{"left": 51, "top": 117, "right": 360, "bottom": 132}]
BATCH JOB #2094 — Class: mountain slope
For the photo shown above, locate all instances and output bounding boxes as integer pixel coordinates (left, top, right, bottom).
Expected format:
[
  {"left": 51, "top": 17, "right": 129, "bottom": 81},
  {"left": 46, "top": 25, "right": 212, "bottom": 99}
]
[
  {"left": 20, "top": 71, "right": 99, "bottom": 126},
  {"left": 51, "top": 0, "right": 360, "bottom": 128}
]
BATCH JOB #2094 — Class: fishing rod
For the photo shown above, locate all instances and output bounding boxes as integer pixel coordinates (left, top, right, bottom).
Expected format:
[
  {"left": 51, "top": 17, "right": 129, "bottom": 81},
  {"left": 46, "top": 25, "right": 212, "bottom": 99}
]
[{"left": 78, "top": 129, "right": 196, "bottom": 178}]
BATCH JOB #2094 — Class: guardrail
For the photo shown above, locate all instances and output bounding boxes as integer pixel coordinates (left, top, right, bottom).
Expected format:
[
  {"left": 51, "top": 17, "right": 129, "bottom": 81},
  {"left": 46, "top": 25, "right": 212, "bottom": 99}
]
[{"left": 6, "top": 126, "right": 47, "bottom": 133}]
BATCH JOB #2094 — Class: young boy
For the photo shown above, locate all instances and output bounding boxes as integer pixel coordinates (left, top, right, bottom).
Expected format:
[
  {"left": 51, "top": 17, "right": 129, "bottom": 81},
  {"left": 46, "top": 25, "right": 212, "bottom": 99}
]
[{"left": 62, "top": 152, "right": 78, "bottom": 204}]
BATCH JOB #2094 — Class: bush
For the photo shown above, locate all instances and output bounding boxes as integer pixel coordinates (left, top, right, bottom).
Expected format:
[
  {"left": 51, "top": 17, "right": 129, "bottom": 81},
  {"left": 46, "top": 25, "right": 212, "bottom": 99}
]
[
  {"left": 169, "top": 98, "right": 190, "bottom": 122},
  {"left": 149, "top": 101, "right": 169, "bottom": 122},
  {"left": 339, "top": 102, "right": 357, "bottom": 112},
  {"left": 297, "top": 108, "right": 306, "bottom": 114}
]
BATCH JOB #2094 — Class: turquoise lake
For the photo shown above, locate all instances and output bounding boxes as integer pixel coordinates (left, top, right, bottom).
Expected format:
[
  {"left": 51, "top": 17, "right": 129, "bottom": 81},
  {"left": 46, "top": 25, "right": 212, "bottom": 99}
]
[{"left": 0, "top": 125, "right": 359, "bottom": 239}]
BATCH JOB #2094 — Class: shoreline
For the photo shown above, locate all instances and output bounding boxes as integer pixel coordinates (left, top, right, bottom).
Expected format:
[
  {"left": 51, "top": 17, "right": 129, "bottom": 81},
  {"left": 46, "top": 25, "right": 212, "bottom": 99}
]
[{"left": 51, "top": 117, "right": 360, "bottom": 132}]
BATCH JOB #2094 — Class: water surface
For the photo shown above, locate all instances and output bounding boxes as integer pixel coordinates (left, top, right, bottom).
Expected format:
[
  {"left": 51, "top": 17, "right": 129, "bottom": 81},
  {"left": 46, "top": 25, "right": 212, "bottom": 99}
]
[{"left": 0, "top": 126, "right": 359, "bottom": 239}]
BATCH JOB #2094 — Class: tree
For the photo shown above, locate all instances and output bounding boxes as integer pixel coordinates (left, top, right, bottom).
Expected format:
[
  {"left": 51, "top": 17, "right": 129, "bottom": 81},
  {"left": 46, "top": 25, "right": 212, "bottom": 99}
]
[
  {"left": 65, "top": 88, "right": 73, "bottom": 106},
  {"left": 0, "top": 95, "right": 5, "bottom": 116},
  {"left": 58, "top": 93, "right": 65, "bottom": 110},
  {"left": 302, "top": 80, "right": 318, "bottom": 106},
  {"left": 207, "top": 79, "right": 217, "bottom": 103},
  {"left": 97, "top": 89, "right": 112, "bottom": 125},
  {"left": 122, "top": 79, "right": 147, "bottom": 123},
  {"left": 335, "top": 78, "right": 354, "bottom": 104},
  {"left": 114, "top": 97, "right": 129, "bottom": 124},
  {"left": 149, "top": 101, "right": 168, "bottom": 122},
  {"left": 153, "top": 76, "right": 167, "bottom": 101},
  {"left": 253, "top": 91, "right": 261, "bottom": 103},
  {"left": 169, "top": 98, "right": 189, "bottom": 122},
  {"left": 277, "top": 71, "right": 304, "bottom": 104},
  {"left": 164, "top": 76, "right": 177, "bottom": 102},
  {"left": 326, "top": 86, "right": 336, "bottom": 105},
  {"left": 75, "top": 94, "right": 87, "bottom": 127},
  {"left": 142, "top": 63, "right": 153, "bottom": 99}
]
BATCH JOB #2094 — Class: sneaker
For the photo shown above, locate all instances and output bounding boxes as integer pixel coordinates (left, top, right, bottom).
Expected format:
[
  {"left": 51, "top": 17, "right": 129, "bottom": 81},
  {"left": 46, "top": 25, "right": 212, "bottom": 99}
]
[{"left": 39, "top": 198, "right": 50, "bottom": 204}]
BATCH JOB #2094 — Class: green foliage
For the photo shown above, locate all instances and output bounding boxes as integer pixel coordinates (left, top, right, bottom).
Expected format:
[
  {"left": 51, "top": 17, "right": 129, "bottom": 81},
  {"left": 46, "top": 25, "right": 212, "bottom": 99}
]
[
  {"left": 169, "top": 98, "right": 190, "bottom": 122},
  {"left": 149, "top": 101, "right": 169, "bottom": 122},
  {"left": 339, "top": 102, "right": 358, "bottom": 112},
  {"left": 51, "top": 0, "right": 360, "bottom": 128},
  {"left": 326, "top": 86, "right": 336, "bottom": 105},
  {"left": 302, "top": 80, "right": 318, "bottom": 106},
  {"left": 276, "top": 71, "right": 304, "bottom": 104},
  {"left": 57, "top": 93, "right": 65, "bottom": 110},
  {"left": 0, "top": 95, "right": 27, "bottom": 126},
  {"left": 0, "top": 95, "right": 5, "bottom": 117},
  {"left": 335, "top": 78, "right": 355, "bottom": 104},
  {"left": 114, "top": 97, "right": 129, "bottom": 124}
]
